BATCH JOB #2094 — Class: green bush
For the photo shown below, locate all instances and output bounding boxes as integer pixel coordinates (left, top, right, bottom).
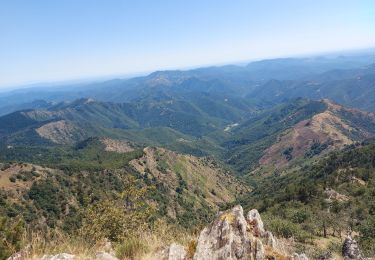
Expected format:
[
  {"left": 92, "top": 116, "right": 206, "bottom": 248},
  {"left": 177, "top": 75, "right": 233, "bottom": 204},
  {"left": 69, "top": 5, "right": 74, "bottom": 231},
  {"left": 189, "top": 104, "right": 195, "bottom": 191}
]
[{"left": 265, "top": 216, "right": 312, "bottom": 243}]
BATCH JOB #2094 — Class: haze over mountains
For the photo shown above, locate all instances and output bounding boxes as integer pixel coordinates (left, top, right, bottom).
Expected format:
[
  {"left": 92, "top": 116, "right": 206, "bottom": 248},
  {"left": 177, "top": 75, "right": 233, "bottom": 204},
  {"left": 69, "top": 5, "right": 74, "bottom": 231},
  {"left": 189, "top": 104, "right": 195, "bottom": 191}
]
[
  {"left": 2, "top": 51, "right": 375, "bottom": 115},
  {"left": 2, "top": 50, "right": 375, "bottom": 259}
]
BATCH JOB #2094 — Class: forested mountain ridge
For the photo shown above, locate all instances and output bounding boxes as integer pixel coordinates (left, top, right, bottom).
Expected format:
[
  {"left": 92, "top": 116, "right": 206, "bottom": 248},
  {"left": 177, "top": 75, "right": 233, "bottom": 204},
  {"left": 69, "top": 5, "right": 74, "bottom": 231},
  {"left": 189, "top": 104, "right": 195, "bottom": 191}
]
[
  {"left": 2, "top": 97, "right": 375, "bottom": 177},
  {"left": 0, "top": 137, "right": 248, "bottom": 258}
]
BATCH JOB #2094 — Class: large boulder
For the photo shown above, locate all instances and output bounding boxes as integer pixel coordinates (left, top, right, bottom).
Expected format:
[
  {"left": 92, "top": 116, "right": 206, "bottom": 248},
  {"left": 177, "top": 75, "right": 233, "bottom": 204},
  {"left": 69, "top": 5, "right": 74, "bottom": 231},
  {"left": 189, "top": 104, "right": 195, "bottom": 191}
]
[
  {"left": 342, "top": 236, "right": 362, "bottom": 260},
  {"left": 193, "top": 205, "right": 251, "bottom": 260}
]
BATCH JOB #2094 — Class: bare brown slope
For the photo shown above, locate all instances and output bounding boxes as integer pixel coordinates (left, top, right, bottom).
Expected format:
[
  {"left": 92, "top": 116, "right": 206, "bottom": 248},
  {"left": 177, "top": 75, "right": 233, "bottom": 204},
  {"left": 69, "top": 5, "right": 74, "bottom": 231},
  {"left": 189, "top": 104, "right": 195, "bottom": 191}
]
[{"left": 259, "top": 99, "right": 375, "bottom": 169}]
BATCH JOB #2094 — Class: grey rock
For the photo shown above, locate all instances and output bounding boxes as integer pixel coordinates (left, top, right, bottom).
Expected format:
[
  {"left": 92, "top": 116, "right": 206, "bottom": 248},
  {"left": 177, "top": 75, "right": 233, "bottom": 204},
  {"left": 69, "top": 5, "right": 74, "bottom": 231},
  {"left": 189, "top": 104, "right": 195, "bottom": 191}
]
[
  {"left": 40, "top": 253, "right": 75, "bottom": 260},
  {"left": 262, "top": 231, "right": 277, "bottom": 249},
  {"left": 255, "top": 239, "right": 264, "bottom": 260},
  {"left": 193, "top": 205, "right": 251, "bottom": 260},
  {"left": 247, "top": 209, "right": 265, "bottom": 237},
  {"left": 342, "top": 236, "right": 362, "bottom": 260},
  {"left": 159, "top": 243, "right": 187, "bottom": 260},
  {"left": 316, "top": 251, "right": 332, "bottom": 260}
]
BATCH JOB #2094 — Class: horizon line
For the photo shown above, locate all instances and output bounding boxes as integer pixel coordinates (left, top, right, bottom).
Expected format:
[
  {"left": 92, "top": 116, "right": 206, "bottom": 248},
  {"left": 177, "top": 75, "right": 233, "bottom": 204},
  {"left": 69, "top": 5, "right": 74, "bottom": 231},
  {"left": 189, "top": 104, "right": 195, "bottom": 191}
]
[{"left": 1, "top": 45, "right": 375, "bottom": 92}]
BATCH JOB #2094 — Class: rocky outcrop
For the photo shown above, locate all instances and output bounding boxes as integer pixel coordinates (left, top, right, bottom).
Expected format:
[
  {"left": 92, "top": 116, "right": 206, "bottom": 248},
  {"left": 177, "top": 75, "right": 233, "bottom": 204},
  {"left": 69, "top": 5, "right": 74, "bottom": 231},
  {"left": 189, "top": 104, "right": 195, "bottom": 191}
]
[
  {"left": 254, "top": 239, "right": 265, "bottom": 260},
  {"left": 324, "top": 188, "right": 350, "bottom": 202},
  {"left": 11, "top": 205, "right": 374, "bottom": 260},
  {"left": 193, "top": 205, "right": 251, "bottom": 260},
  {"left": 342, "top": 236, "right": 363, "bottom": 260},
  {"left": 262, "top": 231, "right": 277, "bottom": 248},
  {"left": 192, "top": 205, "right": 295, "bottom": 260}
]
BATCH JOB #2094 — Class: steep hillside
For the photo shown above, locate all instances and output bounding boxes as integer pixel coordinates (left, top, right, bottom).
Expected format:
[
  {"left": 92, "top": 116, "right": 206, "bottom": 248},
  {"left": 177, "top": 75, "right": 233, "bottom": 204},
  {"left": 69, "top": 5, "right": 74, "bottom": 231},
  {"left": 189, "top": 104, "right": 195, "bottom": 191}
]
[
  {"left": 222, "top": 99, "right": 375, "bottom": 174},
  {"left": 239, "top": 141, "right": 375, "bottom": 256},
  {"left": 258, "top": 99, "right": 375, "bottom": 169},
  {"left": 0, "top": 138, "right": 247, "bottom": 235},
  {"left": 130, "top": 147, "right": 248, "bottom": 216}
]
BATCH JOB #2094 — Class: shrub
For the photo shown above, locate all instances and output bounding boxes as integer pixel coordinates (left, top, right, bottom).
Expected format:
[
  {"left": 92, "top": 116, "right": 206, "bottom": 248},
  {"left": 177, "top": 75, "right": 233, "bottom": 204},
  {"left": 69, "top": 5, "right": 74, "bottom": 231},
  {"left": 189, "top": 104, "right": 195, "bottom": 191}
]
[
  {"left": 80, "top": 176, "right": 154, "bottom": 243},
  {"left": 265, "top": 216, "right": 312, "bottom": 243},
  {"left": 0, "top": 217, "right": 25, "bottom": 259},
  {"left": 115, "top": 237, "right": 147, "bottom": 259}
]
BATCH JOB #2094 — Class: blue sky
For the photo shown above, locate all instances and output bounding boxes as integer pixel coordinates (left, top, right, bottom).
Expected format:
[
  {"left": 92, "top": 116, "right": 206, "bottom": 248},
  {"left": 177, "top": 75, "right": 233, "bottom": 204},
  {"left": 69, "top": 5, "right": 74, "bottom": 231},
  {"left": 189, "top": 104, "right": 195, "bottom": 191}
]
[{"left": 0, "top": 0, "right": 374, "bottom": 87}]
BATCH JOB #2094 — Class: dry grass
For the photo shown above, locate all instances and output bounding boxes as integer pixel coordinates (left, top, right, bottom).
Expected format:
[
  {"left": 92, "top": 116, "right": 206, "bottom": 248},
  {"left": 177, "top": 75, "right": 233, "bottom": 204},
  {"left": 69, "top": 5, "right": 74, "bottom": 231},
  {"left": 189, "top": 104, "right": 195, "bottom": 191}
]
[
  {"left": 15, "top": 220, "right": 196, "bottom": 260},
  {"left": 19, "top": 230, "right": 102, "bottom": 259},
  {"left": 133, "top": 220, "right": 196, "bottom": 260}
]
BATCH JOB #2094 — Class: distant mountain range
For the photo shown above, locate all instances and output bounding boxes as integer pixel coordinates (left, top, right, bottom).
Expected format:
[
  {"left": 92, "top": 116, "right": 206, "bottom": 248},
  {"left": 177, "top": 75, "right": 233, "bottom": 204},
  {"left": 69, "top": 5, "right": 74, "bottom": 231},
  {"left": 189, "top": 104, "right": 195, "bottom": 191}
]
[
  {"left": 1, "top": 52, "right": 375, "bottom": 117},
  {"left": 2, "top": 96, "right": 375, "bottom": 176},
  {"left": 2, "top": 51, "right": 375, "bottom": 258}
]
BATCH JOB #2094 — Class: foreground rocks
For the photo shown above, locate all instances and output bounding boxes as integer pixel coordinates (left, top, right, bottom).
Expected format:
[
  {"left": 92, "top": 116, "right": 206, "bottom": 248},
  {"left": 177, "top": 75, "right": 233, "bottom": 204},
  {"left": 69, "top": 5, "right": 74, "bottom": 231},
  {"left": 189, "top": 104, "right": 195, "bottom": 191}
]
[
  {"left": 342, "top": 236, "right": 369, "bottom": 260},
  {"left": 9, "top": 205, "right": 370, "bottom": 260},
  {"left": 161, "top": 205, "right": 369, "bottom": 260},
  {"left": 193, "top": 205, "right": 252, "bottom": 259},
  {"left": 191, "top": 205, "right": 294, "bottom": 259}
]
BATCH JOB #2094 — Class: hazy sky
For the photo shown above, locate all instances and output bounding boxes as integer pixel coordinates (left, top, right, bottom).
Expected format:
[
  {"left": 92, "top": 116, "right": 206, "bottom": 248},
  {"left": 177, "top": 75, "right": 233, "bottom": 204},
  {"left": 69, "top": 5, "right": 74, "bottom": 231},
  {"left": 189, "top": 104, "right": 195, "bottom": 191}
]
[{"left": 0, "top": 0, "right": 374, "bottom": 87}]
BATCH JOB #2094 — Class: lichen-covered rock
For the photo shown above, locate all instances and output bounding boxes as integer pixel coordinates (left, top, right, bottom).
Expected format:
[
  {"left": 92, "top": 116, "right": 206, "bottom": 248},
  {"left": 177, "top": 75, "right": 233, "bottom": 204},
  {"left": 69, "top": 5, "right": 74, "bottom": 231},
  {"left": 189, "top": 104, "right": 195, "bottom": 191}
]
[
  {"left": 159, "top": 243, "right": 187, "bottom": 260},
  {"left": 262, "top": 231, "right": 277, "bottom": 249},
  {"left": 342, "top": 236, "right": 362, "bottom": 260},
  {"left": 247, "top": 209, "right": 265, "bottom": 237},
  {"left": 193, "top": 205, "right": 251, "bottom": 260},
  {"left": 254, "top": 239, "right": 264, "bottom": 260},
  {"left": 40, "top": 253, "right": 75, "bottom": 260}
]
